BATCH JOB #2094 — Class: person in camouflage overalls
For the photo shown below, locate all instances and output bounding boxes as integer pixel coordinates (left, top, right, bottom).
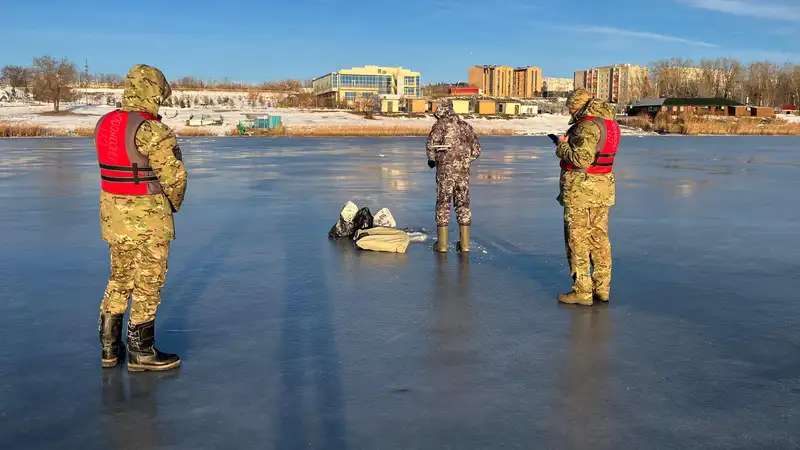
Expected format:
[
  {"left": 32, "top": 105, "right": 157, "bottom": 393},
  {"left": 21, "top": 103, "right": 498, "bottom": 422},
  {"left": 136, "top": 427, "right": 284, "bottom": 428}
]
[
  {"left": 95, "top": 65, "right": 187, "bottom": 371},
  {"left": 426, "top": 100, "right": 481, "bottom": 253},
  {"left": 555, "top": 88, "right": 619, "bottom": 306}
]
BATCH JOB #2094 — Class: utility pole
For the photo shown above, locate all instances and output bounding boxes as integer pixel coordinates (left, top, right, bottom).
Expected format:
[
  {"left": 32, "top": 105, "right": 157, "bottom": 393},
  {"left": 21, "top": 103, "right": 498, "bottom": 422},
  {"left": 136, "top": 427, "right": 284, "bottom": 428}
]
[{"left": 84, "top": 59, "right": 90, "bottom": 105}]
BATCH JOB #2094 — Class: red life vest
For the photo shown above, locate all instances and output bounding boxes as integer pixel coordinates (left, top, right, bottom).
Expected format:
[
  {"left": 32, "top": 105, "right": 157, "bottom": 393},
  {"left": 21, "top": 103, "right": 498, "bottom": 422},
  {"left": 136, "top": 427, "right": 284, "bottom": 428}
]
[
  {"left": 560, "top": 116, "right": 620, "bottom": 174},
  {"left": 94, "top": 110, "right": 164, "bottom": 195}
]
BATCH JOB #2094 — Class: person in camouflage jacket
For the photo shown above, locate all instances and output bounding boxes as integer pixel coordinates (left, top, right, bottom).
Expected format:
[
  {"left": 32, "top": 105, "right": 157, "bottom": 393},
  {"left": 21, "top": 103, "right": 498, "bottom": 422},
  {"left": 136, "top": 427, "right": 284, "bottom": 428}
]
[
  {"left": 96, "top": 64, "right": 187, "bottom": 371},
  {"left": 426, "top": 100, "right": 481, "bottom": 253},
  {"left": 555, "top": 88, "right": 618, "bottom": 306}
]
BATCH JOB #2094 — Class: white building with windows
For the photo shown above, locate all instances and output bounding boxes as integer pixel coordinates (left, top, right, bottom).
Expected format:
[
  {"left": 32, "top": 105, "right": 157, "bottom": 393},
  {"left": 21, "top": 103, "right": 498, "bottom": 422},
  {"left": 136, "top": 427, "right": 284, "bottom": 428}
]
[{"left": 312, "top": 66, "right": 422, "bottom": 107}]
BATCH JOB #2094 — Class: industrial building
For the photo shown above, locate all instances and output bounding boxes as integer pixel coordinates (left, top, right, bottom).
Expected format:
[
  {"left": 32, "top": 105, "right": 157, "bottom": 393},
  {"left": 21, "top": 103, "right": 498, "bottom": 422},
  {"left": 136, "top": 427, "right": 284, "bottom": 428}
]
[
  {"left": 468, "top": 65, "right": 542, "bottom": 98},
  {"left": 574, "top": 64, "right": 648, "bottom": 104},
  {"left": 312, "top": 65, "right": 422, "bottom": 107},
  {"left": 542, "top": 77, "right": 573, "bottom": 97}
]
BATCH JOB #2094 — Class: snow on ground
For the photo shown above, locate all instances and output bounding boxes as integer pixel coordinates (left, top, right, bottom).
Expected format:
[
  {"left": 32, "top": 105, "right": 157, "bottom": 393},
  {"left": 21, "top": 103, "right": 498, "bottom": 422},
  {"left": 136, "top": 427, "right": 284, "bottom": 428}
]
[
  {"left": 0, "top": 87, "right": 657, "bottom": 136},
  {"left": 0, "top": 102, "right": 581, "bottom": 136}
]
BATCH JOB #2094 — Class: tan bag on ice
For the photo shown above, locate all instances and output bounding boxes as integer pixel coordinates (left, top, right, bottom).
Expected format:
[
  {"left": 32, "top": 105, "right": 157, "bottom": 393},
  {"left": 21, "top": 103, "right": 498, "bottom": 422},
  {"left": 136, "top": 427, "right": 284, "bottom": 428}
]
[{"left": 354, "top": 227, "right": 410, "bottom": 253}]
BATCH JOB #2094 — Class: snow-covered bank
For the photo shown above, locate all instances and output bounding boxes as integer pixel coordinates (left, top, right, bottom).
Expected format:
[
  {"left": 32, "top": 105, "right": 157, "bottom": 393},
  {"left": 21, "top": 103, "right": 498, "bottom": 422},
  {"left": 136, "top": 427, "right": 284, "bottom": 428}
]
[{"left": 0, "top": 102, "right": 658, "bottom": 137}]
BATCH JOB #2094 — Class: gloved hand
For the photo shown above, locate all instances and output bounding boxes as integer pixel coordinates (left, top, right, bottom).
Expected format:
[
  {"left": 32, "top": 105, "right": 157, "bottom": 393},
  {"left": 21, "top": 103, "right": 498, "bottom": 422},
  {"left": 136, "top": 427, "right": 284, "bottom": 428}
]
[{"left": 428, "top": 160, "right": 436, "bottom": 169}]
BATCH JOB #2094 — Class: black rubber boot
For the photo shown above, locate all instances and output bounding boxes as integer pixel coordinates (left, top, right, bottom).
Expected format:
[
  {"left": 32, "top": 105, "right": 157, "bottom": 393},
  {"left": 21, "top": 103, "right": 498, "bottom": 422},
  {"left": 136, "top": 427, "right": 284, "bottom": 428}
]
[
  {"left": 127, "top": 320, "right": 180, "bottom": 372},
  {"left": 99, "top": 313, "right": 124, "bottom": 368}
]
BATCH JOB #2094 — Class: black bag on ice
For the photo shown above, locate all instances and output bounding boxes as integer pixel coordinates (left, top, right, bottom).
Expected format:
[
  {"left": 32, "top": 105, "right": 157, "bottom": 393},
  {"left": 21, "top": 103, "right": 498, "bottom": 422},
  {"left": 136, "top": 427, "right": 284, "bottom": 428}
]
[{"left": 352, "top": 207, "right": 374, "bottom": 233}]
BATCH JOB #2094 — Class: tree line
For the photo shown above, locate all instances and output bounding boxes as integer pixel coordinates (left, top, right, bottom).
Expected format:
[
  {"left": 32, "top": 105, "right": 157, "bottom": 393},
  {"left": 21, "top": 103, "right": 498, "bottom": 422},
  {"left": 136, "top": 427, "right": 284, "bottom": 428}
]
[
  {"left": 1, "top": 55, "right": 313, "bottom": 111},
  {"left": 643, "top": 58, "right": 800, "bottom": 107},
  {"left": 5, "top": 55, "right": 800, "bottom": 111}
]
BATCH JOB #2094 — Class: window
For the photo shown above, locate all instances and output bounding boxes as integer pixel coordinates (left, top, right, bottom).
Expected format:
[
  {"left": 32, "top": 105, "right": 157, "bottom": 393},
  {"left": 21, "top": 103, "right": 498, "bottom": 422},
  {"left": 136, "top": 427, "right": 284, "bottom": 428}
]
[{"left": 345, "top": 92, "right": 356, "bottom": 102}]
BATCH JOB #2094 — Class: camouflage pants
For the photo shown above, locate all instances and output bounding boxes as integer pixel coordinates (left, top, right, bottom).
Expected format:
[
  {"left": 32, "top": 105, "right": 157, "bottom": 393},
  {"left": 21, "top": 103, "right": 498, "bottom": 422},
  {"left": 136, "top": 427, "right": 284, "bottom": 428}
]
[
  {"left": 564, "top": 207, "right": 611, "bottom": 296},
  {"left": 100, "top": 242, "right": 170, "bottom": 325},
  {"left": 436, "top": 171, "right": 471, "bottom": 226}
]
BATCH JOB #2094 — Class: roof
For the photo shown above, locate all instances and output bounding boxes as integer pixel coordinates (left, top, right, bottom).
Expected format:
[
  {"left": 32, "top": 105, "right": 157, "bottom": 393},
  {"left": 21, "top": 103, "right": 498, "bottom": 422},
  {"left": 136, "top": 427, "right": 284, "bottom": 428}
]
[
  {"left": 630, "top": 98, "right": 665, "bottom": 108},
  {"left": 631, "top": 98, "right": 742, "bottom": 108},
  {"left": 663, "top": 98, "right": 741, "bottom": 107}
]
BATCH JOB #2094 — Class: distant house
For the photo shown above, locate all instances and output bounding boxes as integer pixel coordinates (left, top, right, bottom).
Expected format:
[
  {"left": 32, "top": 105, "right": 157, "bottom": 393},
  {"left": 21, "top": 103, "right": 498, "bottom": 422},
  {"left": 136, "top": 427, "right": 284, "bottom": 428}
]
[
  {"left": 475, "top": 100, "right": 496, "bottom": 115},
  {"left": 520, "top": 104, "right": 539, "bottom": 115},
  {"left": 497, "top": 101, "right": 521, "bottom": 115},
  {"left": 407, "top": 98, "right": 427, "bottom": 114},
  {"left": 381, "top": 97, "right": 400, "bottom": 113},
  {"left": 751, "top": 106, "right": 775, "bottom": 118},
  {"left": 629, "top": 98, "right": 741, "bottom": 116}
]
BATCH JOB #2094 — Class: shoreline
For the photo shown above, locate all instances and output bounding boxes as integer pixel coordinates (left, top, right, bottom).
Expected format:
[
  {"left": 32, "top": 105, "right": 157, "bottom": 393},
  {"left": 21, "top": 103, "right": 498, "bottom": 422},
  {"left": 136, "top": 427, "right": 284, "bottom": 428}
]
[{"left": 4, "top": 122, "right": 800, "bottom": 139}]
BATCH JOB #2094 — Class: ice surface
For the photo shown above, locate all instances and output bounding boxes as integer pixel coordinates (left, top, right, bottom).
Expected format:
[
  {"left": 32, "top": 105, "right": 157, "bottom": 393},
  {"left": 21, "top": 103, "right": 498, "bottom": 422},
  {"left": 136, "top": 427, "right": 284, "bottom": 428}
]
[{"left": 0, "top": 136, "right": 799, "bottom": 449}]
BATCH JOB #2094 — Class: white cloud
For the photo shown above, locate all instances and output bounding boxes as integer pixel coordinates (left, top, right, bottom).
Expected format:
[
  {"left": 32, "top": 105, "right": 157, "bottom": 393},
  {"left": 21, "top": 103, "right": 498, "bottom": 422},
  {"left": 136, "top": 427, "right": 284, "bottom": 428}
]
[
  {"left": 569, "top": 25, "right": 719, "bottom": 48},
  {"left": 679, "top": 0, "right": 800, "bottom": 21}
]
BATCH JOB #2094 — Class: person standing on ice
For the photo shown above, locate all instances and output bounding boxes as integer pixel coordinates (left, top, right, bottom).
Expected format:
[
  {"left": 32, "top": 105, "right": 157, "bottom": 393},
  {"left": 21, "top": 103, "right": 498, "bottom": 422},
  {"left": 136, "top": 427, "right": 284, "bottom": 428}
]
[
  {"left": 426, "top": 99, "right": 481, "bottom": 253},
  {"left": 95, "top": 64, "right": 187, "bottom": 371},
  {"left": 555, "top": 88, "right": 620, "bottom": 306}
]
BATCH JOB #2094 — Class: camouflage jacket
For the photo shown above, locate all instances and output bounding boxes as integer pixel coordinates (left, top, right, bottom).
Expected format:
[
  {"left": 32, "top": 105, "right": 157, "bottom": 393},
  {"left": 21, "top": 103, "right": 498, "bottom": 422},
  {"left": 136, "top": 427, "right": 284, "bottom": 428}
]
[
  {"left": 556, "top": 98, "right": 616, "bottom": 208},
  {"left": 99, "top": 65, "right": 187, "bottom": 244},
  {"left": 426, "top": 113, "right": 481, "bottom": 174}
]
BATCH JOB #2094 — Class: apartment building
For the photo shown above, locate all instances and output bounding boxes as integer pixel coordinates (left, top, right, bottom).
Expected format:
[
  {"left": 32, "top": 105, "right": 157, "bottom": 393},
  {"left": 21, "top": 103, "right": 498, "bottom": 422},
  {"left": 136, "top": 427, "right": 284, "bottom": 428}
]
[
  {"left": 573, "top": 64, "right": 648, "bottom": 104},
  {"left": 312, "top": 65, "right": 422, "bottom": 107},
  {"left": 468, "top": 65, "right": 542, "bottom": 98},
  {"left": 542, "top": 77, "right": 574, "bottom": 97}
]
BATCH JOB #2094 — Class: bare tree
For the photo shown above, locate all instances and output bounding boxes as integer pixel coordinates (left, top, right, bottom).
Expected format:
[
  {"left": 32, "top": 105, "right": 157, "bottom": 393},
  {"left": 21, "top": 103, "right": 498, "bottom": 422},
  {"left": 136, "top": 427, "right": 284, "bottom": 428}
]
[
  {"left": 31, "top": 56, "right": 78, "bottom": 112},
  {"left": 746, "top": 62, "right": 780, "bottom": 106},
  {"left": 651, "top": 58, "right": 700, "bottom": 98},
  {"left": 94, "top": 73, "right": 124, "bottom": 86},
  {"left": 777, "top": 64, "right": 800, "bottom": 107},
  {"left": 2, "top": 65, "right": 30, "bottom": 89}
]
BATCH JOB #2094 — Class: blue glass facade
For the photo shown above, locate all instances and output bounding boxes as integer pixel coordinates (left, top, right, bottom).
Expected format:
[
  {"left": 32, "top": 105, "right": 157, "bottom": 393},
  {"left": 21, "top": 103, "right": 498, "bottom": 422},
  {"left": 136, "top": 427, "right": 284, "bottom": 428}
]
[
  {"left": 338, "top": 75, "right": 394, "bottom": 94},
  {"left": 404, "top": 76, "right": 421, "bottom": 97}
]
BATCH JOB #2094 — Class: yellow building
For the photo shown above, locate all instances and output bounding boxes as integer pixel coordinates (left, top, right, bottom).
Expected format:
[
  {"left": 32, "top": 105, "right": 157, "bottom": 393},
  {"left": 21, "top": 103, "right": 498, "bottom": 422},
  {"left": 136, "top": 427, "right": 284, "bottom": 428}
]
[
  {"left": 497, "top": 101, "right": 521, "bottom": 115},
  {"left": 452, "top": 99, "right": 470, "bottom": 115},
  {"left": 407, "top": 98, "right": 427, "bottom": 114},
  {"left": 468, "top": 65, "right": 542, "bottom": 98},
  {"left": 476, "top": 100, "right": 496, "bottom": 115},
  {"left": 313, "top": 65, "right": 422, "bottom": 107},
  {"left": 380, "top": 98, "right": 400, "bottom": 113},
  {"left": 573, "top": 64, "right": 648, "bottom": 104}
]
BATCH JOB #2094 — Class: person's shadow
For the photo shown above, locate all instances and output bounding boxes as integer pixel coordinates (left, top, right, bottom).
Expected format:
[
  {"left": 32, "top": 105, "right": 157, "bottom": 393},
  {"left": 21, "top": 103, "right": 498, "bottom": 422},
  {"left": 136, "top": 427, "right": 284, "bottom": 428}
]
[
  {"left": 556, "top": 304, "right": 613, "bottom": 450},
  {"left": 101, "top": 369, "right": 179, "bottom": 449}
]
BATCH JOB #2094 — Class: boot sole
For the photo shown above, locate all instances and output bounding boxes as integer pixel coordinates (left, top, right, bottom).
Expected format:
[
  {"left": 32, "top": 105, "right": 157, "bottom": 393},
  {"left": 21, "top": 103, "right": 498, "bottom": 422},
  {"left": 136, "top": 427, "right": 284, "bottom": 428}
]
[
  {"left": 128, "top": 360, "right": 181, "bottom": 372},
  {"left": 559, "top": 301, "right": 594, "bottom": 306},
  {"left": 102, "top": 358, "right": 118, "bottom": 368}
]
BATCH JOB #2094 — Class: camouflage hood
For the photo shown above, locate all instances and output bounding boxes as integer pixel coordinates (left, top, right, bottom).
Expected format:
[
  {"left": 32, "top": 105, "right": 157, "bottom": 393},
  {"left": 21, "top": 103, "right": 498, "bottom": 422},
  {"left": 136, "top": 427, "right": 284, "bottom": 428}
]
[
  {"left": 122, "top": 64, "right": 171, "bottom": 116},
  {"left": 570, "top": 98, "right": 615, "bottom": 124},
  {"left": 434, "top": 100, "right": 456, "bottom": 120}
]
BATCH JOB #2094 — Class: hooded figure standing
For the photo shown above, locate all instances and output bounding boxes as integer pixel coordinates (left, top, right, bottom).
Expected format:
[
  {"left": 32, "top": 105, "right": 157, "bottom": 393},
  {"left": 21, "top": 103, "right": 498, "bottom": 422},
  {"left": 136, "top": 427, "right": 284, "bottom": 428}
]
[
  {"left": 95, "top": 65, "right": 187, "bottom": 371},
  {"left": 426, "top": 100, "right": 481, "bottom": 253},
  {"left": 555, "top": 88, "right": 620, "bottom": 306}
]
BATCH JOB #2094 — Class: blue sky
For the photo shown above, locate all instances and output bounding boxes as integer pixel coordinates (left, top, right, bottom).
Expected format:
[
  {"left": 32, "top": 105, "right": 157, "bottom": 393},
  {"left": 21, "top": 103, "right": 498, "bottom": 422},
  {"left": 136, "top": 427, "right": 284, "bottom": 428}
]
[{"left": 3, "top": 0, "right": 798, "bottom": 83}]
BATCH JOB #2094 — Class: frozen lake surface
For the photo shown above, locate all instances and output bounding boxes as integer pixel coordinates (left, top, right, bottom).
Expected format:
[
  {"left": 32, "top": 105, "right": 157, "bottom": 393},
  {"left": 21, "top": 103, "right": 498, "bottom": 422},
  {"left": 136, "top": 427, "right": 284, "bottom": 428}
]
[{"left": 0, "top": 136, "right": 798, "bottom": 449}]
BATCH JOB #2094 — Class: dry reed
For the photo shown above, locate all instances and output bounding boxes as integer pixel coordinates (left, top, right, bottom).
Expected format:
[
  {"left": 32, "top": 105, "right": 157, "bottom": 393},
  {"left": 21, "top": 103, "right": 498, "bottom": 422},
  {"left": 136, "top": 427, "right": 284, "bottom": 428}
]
[
  {"left": 278, "top": 124, "right": 514, "bottom": 137},
  {"left": 175, "top": 127, "right": 221, "bottom": 137},
  {"left": 618, "top": 113, "right": 800, "bottom": 135}
]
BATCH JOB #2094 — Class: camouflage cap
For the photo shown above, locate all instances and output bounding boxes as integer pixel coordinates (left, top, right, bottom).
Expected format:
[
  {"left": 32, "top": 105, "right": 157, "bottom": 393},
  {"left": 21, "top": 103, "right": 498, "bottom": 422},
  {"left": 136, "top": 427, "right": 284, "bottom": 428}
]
[
  {"left": 566, "top": 88, "right": 591, "bottom": 110},
  {"left": 122, "top": 64, "right": 172, "bottom": 115}
]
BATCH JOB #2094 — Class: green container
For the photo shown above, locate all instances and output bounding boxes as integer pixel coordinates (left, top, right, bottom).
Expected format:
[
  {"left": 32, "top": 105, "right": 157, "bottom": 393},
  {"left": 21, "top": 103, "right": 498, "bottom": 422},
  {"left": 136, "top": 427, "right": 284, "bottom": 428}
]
[{"left": 268, "top": 116, "right": 282, "bottom": 128}]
